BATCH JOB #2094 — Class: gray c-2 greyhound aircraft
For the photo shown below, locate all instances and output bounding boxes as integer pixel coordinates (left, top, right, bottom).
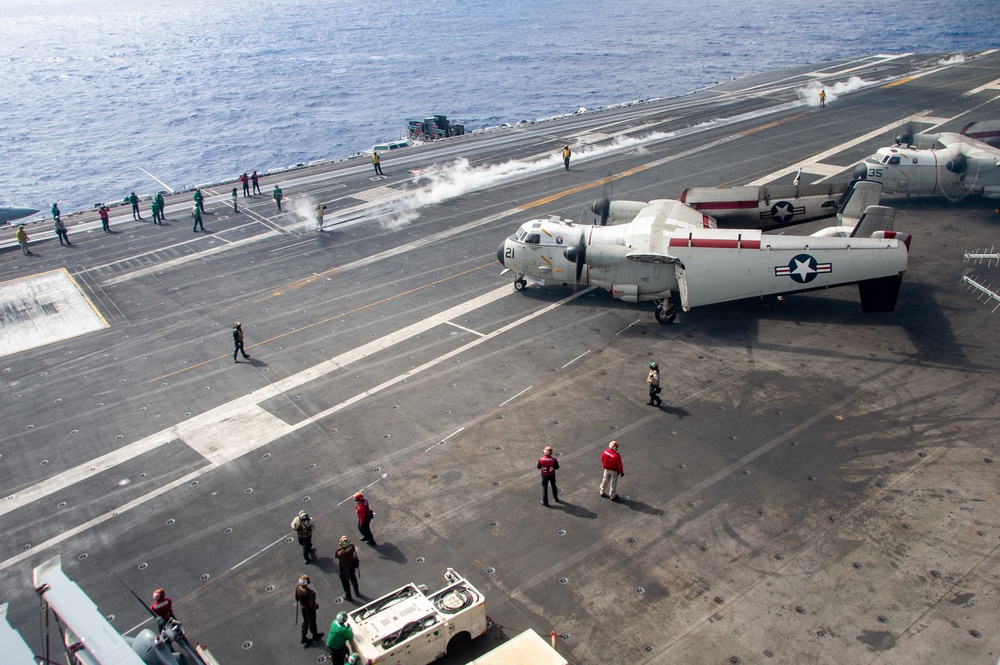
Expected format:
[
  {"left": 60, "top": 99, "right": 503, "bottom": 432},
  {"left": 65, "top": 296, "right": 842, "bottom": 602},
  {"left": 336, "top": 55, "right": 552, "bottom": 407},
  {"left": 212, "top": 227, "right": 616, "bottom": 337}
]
[
  {"left": 854, "top": 120, "right": 1000, "bottom": 200},
  {"left": 497, "top": 181, "right": 910, "bottom": 323}
]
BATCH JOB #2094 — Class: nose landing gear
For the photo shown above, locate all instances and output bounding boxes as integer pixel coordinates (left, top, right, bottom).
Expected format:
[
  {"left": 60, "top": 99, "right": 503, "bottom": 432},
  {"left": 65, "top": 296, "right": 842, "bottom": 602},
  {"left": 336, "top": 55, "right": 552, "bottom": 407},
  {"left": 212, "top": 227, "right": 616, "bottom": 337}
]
[{"left": 513, "top": 275, "right": 527, "bottom": 291}]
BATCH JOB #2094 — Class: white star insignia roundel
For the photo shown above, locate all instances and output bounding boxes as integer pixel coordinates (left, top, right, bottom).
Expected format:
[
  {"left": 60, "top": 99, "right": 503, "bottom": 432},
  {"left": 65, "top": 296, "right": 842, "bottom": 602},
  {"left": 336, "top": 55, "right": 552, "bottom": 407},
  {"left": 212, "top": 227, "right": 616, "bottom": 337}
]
[{"left": 774, "top": 254, "right": 832, "bottom": 283}]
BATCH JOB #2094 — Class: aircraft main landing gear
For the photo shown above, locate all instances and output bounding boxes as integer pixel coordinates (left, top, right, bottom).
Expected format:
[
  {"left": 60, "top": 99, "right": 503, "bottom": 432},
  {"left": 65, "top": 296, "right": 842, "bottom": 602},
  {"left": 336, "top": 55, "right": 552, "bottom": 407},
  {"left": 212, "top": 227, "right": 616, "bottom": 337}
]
[
  {"left": 654, "top": 299, "right": 676, "bottom": 324},
  {"left": 513, "top": 275, "right": 527, "bottom": 291}
]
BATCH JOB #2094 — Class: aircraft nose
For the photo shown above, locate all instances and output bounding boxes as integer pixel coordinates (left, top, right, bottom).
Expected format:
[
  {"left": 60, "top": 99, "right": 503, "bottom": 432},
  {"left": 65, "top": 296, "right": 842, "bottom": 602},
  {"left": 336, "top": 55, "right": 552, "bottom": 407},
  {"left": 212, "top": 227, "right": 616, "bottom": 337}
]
[
  {"left": 853, "top": 163, "right": 868, "bottom": 180},
  {"left": 497, "top": 240, "right": 506, "bottom": 267}
]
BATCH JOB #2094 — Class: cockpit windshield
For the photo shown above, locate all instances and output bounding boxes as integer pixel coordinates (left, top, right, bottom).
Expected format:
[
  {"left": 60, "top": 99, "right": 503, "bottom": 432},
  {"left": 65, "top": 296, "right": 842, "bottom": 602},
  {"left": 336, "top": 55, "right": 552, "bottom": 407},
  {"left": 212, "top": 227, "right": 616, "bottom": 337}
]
[
  {"left": 515, "top": 222, "right": 543, "bottom": 244},
  {"left": 870, "top": 149, "right": 901, "bottom": 165}
]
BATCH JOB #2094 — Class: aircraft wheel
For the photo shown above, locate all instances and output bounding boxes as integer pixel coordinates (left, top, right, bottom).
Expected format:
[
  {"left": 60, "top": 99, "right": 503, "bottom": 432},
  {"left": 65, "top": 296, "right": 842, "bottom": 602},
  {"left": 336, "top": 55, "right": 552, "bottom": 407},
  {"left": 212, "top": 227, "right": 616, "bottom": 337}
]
[
  {"left": 514, "top": 279, "right": 527, "bottom": 291},
  {"left": 655, "top": 308, "right": 677, "bottom": 324}
]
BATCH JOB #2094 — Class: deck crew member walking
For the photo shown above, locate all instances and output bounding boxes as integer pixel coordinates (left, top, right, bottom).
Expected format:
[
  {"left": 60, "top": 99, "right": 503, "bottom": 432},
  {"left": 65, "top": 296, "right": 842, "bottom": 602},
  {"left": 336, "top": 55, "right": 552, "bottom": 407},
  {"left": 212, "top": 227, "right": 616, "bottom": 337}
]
[
  {"left": 291, "top": 510, "right": 315, "bottom": 563},
  {"left": 819, "top": 89, "right": 826, "bottom": 108},
  {"left": 193, "top": 188, "right": 205, "bottom": 213},
  {"left": 273, "top": 184, "right": 283, "bottom": 210},
  {"left": 54, "top": 216, "right": 71, "bottom": 246},
  {"left": 231, "top": 187, "right": 239, "bottom": 212},
  {"left": 294, "top": 575, "right": 324, "bottom": 647},
  {"left": 354, "top": 492, "right": 377, "bottom": 546},
  {"left": 233, "top": 321, "right": 250, "bottom": 362},
  {"left": 335, "top": 536, "right": 361, "bottom": 601},
  {"left": 51, "top": 202, "right": 60, "bottom": 223},
  {"left": 191, "top": 204, "right": 204, "bottom": 232},
  {"left": 647, "top": 361, "right": 662, "bottom": 406},
  {"left": 55, "top": 215, "right": 73, "bottom": 246},
  {"left": 562, "top": 145, "right": 572, "bottom": 171},
  {"left": 372, "top": 151, "right": 383, "bottom": 175},
  {"left": 538, "top": 445, "right": 560, "bottom": 506},
  {"left": 599, "top": 440, "right": 624, "bottom": 500}
]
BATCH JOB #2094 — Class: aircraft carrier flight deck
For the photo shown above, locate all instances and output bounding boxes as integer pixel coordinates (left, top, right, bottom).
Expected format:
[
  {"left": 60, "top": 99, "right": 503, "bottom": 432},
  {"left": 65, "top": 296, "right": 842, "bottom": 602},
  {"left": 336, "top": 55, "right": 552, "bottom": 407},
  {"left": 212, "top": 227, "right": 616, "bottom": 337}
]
[{"left": 2, "top": 51, "right": 999, "bottom": 664}]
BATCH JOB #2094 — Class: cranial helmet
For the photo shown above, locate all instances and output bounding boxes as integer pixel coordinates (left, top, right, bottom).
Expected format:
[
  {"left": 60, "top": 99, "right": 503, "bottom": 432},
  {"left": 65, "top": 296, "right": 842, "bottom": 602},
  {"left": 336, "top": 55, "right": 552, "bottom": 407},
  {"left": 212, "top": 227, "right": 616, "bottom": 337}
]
[
  {"left": 353, "top": 492, "right": 363, "bottom": 501},
  {"left": 543, "top": 446, "right": 553, "bottom": 454},
  {"left": 299, "top": 575, "right": 310, "bottom": 585},
  {"left": 649, "top": 362, "right": 658, "bottom": 369},
  {"left": 336, "top": 611, "right": 348, "bottom": 625},
  {"left": 152, "top": 588, "right": 164, "bottom": 601},
  {"left": 298, "top": 510, "right": 309, "bottom": 520}
]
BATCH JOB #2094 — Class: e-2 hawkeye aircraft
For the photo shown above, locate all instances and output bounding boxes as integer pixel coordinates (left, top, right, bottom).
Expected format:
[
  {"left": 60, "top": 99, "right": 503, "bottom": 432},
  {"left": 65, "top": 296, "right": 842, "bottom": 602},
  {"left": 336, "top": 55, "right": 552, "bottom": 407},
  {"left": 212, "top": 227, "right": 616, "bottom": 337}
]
[
  {"left": 853, "top": 120, "right": 1000, "bottom": 200},
  {"left": 497, "top": 181, "right": 909, "bottom": 323}
]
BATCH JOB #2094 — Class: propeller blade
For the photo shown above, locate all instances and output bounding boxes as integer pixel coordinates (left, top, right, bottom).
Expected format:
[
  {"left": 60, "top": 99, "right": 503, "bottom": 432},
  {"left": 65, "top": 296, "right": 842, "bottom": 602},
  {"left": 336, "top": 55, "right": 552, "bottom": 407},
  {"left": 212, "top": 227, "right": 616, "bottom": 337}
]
[
  {"left": 563, "top": 230, "right": 587, "bottom": 286},
  {"left": 591, "top": 197, "right": 611, "bottom": 226},
  {"left": 895, "top": 121, "right": 915, "bottom": 146}
]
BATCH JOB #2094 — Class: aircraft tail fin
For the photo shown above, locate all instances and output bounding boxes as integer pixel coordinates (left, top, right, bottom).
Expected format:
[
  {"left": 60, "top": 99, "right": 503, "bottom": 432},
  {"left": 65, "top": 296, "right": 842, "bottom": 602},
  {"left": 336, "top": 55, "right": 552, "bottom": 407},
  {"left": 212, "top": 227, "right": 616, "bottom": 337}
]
[
  {"left": 837, "top": 180, "right": 883, "bottom": 228},
  {"left": 858, "top": 275, "right": 903, "bottom": 313}
]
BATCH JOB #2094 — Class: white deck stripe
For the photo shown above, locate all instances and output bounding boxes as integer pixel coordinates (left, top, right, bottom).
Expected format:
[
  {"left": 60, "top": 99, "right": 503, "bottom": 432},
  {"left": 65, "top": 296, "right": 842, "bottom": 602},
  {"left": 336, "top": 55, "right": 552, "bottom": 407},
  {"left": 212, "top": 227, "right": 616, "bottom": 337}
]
[
  {"left": 747, "top": 111, "right": 937, "bottom": 186},
  {"left": 0, "top": 286, "right": 593, "bottom": 570}
]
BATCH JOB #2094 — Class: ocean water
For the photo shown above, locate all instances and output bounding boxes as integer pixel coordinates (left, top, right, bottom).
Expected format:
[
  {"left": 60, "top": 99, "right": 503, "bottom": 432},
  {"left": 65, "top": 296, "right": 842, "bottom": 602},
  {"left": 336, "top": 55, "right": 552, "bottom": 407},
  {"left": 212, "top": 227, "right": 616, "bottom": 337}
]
[{"left": 0, "top": 0, "right": 996, "bottom": 214}]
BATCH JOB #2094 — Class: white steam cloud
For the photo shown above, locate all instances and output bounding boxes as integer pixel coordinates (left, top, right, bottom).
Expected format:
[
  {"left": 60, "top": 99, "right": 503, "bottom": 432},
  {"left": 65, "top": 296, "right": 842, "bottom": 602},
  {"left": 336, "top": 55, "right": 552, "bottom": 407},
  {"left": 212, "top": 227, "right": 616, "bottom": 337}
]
[
  {"left": 288, "top": 194, "right": 323, "bottom": 231},
  {"left": 325, "top": 131, "right": 675, "bottom": 232},
  {"left": 799, "top": 76, "right": 871, "bottom": 106}
]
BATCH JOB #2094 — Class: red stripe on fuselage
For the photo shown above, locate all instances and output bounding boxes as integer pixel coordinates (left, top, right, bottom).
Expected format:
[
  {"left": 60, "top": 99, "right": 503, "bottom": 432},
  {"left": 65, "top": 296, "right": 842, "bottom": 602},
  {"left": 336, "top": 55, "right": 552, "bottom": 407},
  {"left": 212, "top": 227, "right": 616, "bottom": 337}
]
[
  {"left": 668, "top": 237, "right": 762, "bottom": 249},
  {"left": 688, "top": 200, "right": 759, "bottom": 211}
]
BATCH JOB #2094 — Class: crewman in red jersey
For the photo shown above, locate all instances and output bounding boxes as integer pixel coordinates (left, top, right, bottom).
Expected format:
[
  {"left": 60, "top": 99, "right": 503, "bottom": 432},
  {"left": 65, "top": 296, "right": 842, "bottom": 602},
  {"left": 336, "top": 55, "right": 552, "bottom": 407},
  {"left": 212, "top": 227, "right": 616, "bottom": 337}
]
[
  {"left": 537, "top": 445, "right": 560, "bottom": 506},
  {"left": 354, "top": 492, "right": 376, "bottom": 546},
  {"left": 150, "top": 588, "right": 175, "bottom": 628},
  {"left": 599, "top": 440, "right": 624, "bottom": 500}
]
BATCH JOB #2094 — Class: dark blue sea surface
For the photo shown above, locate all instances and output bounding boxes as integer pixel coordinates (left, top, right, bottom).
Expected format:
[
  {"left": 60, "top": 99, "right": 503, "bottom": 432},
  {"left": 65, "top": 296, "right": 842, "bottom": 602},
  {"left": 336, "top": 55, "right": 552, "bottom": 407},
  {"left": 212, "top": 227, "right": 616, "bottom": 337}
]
[{"left": 0, "top": 0, "right": 996, "bottom": 213}]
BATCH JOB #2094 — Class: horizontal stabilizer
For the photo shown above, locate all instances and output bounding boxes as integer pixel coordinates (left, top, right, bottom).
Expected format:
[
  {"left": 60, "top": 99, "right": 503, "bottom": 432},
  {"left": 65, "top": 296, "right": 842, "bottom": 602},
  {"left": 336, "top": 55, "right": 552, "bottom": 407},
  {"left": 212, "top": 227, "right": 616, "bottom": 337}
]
[{"left": 850, "top": 205, "right": 896, "bottom": 237}]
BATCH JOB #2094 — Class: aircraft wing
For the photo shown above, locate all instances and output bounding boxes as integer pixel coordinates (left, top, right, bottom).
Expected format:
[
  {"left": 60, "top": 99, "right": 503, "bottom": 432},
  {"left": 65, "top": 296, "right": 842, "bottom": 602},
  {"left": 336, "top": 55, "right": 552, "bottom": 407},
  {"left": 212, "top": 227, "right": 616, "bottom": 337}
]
[
  {"left": 680, "top": 183, "right": 844, "bottom": 229},
  {"left": 961, "top": 120, "right": 1000, "bottom": 149},
  {"left": 33, "top": 556, "right": 147, "bottom": 665},
  {"left": 0, "top": 604, "right": 36, "bottom": 665},
  {"left": 667, "top": 228, "right": 909, "bottom": 313}
]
